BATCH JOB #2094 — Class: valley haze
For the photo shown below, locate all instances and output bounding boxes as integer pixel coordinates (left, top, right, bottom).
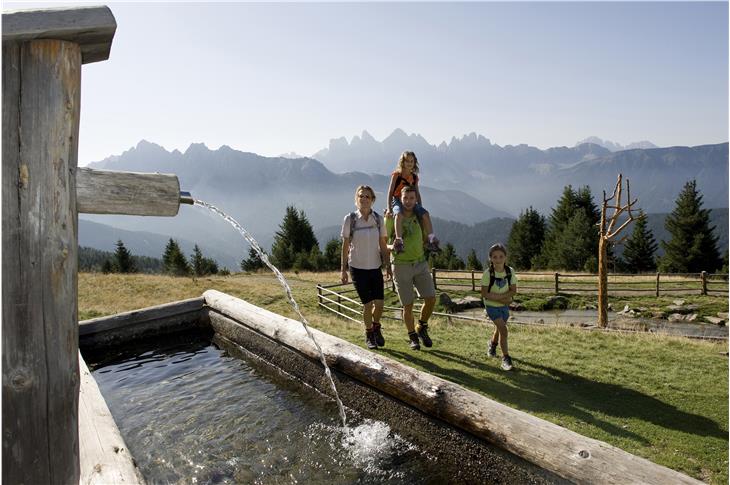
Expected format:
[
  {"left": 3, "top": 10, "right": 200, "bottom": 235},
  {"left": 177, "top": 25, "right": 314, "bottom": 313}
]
[{"left": 81, "top": 131, "right": 728, "bottom": 269}]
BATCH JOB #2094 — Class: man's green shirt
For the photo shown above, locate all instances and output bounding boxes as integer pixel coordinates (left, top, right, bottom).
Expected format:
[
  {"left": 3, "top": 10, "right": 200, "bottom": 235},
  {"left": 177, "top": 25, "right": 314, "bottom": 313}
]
[{"left": 386, "top": 214, "right": 425, "bottom": 264}]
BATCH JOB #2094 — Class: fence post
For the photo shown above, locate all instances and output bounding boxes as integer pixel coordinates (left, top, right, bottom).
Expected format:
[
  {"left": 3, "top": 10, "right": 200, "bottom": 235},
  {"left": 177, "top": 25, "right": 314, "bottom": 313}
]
[
  {"left": 656, "top": 273, "right": 660, "bottom": 297},
  {"left": 701, "top": 271, "right": 708, "bottom": 295},
  {"left": 471, "top": 271, "right": 475, "bottom": 291},
  {"left": 554, "top": 272, "right": 559, "bottom": 294},
  {"left": 432, "top": 268, "right": 438, "bottom": 290},
  {"left": 317, "top": 285, "right": 322, "bottom": 305}
]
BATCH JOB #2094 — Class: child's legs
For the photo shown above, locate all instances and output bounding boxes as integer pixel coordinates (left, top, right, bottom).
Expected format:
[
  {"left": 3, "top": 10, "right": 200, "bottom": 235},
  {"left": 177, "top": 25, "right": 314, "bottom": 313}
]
[
  {"left": 392, "top": 199, "right": 404, "bottom": 238},
  {"left": 491, "top": 319, "right": 508, "bottom": 355}
]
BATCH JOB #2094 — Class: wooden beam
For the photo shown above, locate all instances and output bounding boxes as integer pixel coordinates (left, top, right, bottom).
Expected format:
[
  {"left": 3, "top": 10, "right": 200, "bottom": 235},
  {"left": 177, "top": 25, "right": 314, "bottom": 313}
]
[
  {"left": 78, "top": 353, "right": 144, "bottom": 484},
  {"left": 2, "top": 6, "right": 116, "bottom": 64},
  {"left": 2, "top": 39, "right": 82, "bottom": 484},
  {"left": 203, "top": 289, "right": 703, "bottom": 485},
  {"left": 76, "top": 168, "right": 183, "bottom": 217},
  {"left": 79, "top": 297, "right": 205, "bottom": 349}
]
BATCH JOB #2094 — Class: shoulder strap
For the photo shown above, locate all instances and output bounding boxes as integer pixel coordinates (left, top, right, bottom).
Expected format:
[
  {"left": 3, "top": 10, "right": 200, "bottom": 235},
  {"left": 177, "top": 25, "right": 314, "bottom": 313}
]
[
  {"left": 487, "top": 267, "right": 496, "bottom": 293},
  {"left": 506, "top": 265, "right": 513, "bottom": 285},
  {"left": 349, "top": 212, "right": 357, "bottom": 238},
  {"left": 372, "top": 211, "right": 382, "bottom": 233}
]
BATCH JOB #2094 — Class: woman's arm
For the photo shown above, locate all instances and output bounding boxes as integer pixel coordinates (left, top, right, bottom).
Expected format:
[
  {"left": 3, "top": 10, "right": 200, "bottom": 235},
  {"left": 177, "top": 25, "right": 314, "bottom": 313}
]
[
  {"left": 414, "top": 181, "right": 423, "bottom": 206},
  {"left": 379, "top": 236, "right": 392, "bottom": 280},
  {"left": 340, "top": 237, "right": 350, "bottom": 284}
]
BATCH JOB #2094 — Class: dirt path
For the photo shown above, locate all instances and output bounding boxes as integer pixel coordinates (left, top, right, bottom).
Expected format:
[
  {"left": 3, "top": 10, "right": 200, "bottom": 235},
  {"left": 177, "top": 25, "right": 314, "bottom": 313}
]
[{"left": 457, "top": 308, "right": 728, "bottom": 340}]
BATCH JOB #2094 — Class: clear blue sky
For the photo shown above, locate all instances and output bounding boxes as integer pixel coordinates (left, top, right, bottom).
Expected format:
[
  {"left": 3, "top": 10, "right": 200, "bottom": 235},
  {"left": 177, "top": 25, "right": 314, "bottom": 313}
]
[{"left": 5, "top": 2, "right": 729, "bottom": 165}]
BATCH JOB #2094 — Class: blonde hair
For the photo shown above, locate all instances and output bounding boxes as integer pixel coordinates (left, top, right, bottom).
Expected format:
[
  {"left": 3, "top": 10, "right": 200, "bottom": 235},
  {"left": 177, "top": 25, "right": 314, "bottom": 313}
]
[
  {"left": 397, "top": 151, "right": 419, "bottom": 174},
  {"left": 354, "top": 185, "right": 376, "bottom": 204}
]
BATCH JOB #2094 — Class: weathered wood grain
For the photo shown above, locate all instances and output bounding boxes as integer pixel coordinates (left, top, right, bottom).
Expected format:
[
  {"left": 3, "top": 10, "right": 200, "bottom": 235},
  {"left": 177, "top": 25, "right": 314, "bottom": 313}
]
[
  {"left": 2, "top": 6, "right": 116, "bottom": 64},
  {"left": 79, "top": 297, "right": 205, "bottom": 348},
  {"left": 76, "top": 168, "right": 182, "bottom": 216},
  {"left": 203, "top": 289, "right": 702, "bottom": 485},
  {"left": 2, "top": 39, "right": 82, "bottom": 484},
  {"left": 78, "top": 353, "right": 145, "bottom": 484}
]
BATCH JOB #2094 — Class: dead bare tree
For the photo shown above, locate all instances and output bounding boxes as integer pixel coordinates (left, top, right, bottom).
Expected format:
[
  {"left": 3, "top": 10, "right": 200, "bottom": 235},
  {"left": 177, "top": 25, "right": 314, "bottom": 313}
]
[{"left": 598, "top": 174, "right": 642, "bottom": 328}]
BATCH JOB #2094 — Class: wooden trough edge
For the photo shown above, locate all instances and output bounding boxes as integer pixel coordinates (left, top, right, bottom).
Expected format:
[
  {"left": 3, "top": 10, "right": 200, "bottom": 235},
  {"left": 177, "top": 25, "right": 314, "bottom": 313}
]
[
  {"left": 79, "top": 297, "right": 205, "bottom": 347},
  {"left": 203, "top": 289, "right": 702, "bottom": 485},
  {"left": 78, "top": 352, "right": 145, "bottom": 484}
]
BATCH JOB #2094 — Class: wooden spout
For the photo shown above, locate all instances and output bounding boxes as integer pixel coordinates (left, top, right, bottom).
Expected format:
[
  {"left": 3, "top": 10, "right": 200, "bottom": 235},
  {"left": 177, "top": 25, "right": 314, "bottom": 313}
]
[{"left": 76, "top": 167, "right": 186, "bottom": 216}]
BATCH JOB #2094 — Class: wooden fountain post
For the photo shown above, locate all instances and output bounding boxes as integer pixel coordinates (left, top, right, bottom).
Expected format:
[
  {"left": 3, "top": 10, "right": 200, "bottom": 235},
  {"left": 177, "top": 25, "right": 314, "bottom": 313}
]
[
  {"left": 2, "top": 7, "right": 115, "bottom": 483},
  {"left": 2, "top": 7, "right": 190, "bottom": 484}
]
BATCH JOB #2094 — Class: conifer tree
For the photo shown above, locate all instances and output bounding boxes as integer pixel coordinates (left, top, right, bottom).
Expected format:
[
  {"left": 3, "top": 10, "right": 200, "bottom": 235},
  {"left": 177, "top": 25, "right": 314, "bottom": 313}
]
[
  {"left": 621, "top": 210, "right": 658, "bottom": 273},
  {"left": 191, "top": 244, "right": 205, "bottom": 277},
  {"left": 323, "top": 238, "right": 342, "bottom": 271},
  {"left": 163, "top": 239, "right": 190, "bottom": 276},
  {"left": 270, "top": 206, "right": 318, "bottom": 269},
  {"left": 466, "top": 249, "right": 483, "bottom": 271},
  {"left": 507, "top": 207, "right": 546, "bottom": 270},
  {"left": 101, "top": 259, "right": 114, "bottom": 274},
  {"left": 658, "top": 180, "right": 722, "bottom": 273},
  {"left": 536, "top": 186, "right": 600, "bottom": 271},
  {"left": 430, "top": 243, "right": 465, "bottom": 270},
  {"left": 241, "top": 246, "right": 266, "bottom": 272},
  {"left": 113, "top": 240, "right": 136, "bottom": 273}
]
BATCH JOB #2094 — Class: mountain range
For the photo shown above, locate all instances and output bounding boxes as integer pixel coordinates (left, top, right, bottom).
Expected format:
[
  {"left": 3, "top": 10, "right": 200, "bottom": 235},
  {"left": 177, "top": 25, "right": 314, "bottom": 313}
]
[{"left": 81, "top": 131, "right": 728, "bottom": 268}]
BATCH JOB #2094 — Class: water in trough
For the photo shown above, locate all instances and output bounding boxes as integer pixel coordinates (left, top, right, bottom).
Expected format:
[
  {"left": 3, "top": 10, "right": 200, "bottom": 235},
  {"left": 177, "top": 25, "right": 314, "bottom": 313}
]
[{"left": 90, "top": 334, "right": 450, "bottom": 484}]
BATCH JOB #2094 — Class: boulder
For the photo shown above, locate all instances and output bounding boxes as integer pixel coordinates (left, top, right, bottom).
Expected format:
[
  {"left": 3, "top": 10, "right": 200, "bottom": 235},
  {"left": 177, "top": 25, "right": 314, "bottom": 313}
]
[
  {"left": 509, "top": 302, "right": 525, "bottom": 311},
  {"left": 717, "top": 312, "right": 729, "bottom": 320},
  {"left": 666, "top": 304, "right": 700, "bottom": 314},
  {"left": 686, "top": 313, "right": 698, "bottom": 322},
  {"left": 454, "top": 296, "right": 483, "bottom": 311},
  {"left": 668, "top": 313, "right": 685, "bottom": 322},
  {"left": 672, "top": 299, "right": 686, "bottom": 306},
  {"left": 704, "top": 316, "right": 725, "bottom": 325},
  {"left": 544, "top": 295, "right": 569, "bottom": 310}
]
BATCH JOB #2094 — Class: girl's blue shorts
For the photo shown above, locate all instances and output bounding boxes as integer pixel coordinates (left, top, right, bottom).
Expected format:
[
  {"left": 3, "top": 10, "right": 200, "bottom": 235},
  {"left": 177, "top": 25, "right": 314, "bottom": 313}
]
[{"left": 485, "top": 305, "right": 510, "bottom": 323}]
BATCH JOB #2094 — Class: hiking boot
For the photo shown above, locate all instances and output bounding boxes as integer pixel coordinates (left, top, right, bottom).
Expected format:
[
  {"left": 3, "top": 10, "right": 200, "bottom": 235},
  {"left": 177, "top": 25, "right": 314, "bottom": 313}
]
[
  {"left": 393, "top": 237, "right": 405, "bottom": 254},
  {"left": 425, "top": 235, "right": 441, "bottom": 255},
  {"left": 487, "top": 340, "right": 498, "bottom": 358},
  {"left": 416, "top": 322, "right": 433, "bottom": 348},
  {"left": 372, "top": 322, "right": 385, "bottom": 347},
  {"left": 365, "top": 330, "right": 378, "bottom": 350},
  {"left": 501, "top": 355, "right": 513, "bottom": 371},
  {"left": 408, "top": 331, "right": 421, "bottom": 350}
]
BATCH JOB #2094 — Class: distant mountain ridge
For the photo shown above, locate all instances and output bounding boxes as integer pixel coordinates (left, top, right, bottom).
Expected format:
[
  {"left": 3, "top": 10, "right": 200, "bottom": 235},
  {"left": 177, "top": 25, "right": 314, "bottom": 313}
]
[
  {"left": 311, "top": 129, "right": 727, "bottom": 214},
  {"left": 82, "top": 133, "right": 727, "bottom": 267},
  {"left": 575, "top": 136, "right": 658, "bottom": 152}
]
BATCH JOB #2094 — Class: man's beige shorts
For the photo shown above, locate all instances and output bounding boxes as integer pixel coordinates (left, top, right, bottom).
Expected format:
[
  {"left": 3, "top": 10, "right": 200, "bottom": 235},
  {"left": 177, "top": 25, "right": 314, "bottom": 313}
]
[{"left": 392, "top": 260, "right": 436, "bottom": 306}]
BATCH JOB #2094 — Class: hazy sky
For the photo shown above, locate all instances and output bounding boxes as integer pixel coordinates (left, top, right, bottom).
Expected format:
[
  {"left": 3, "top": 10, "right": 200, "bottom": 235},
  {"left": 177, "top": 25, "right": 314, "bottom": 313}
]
[{"left": 5, "top": 2, "right": 729, "bottom": 165}]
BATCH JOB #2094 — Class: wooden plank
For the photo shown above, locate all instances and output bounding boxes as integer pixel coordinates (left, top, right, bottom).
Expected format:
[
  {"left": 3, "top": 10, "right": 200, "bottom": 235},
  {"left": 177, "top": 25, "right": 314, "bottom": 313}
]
[
  {"left": 204, "top": 289, "right": 702, "bottom": 485},
  {"left": 79, "top": 298, "right": 204, "bottom": 349},
  {"left": 76, "top": 168, "right": 183, "bottom": 216},
  {"left": 2, "top": 6, "right": 116, "bottom": 64},
  {"left": 78, "top": 354, "right": 145, "bottom": 484},
  {"left": 2, "top": 39, "right": 81, "bottom": 484}
]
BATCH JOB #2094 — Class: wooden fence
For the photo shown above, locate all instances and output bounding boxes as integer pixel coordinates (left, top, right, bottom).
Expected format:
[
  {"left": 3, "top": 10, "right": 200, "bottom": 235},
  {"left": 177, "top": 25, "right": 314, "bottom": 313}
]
[{"left": 430, "top": 269, "right": 729, "bottom": 297}]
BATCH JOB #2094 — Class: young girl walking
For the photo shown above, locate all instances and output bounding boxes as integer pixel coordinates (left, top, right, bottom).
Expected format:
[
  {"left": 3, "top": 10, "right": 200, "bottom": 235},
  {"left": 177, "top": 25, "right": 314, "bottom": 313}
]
[
  {"left": 480, "top": 243, "right": 519, "bottom": 371},
  {"left": 385, "top": 151, "right": 439, "bottom": 254}
]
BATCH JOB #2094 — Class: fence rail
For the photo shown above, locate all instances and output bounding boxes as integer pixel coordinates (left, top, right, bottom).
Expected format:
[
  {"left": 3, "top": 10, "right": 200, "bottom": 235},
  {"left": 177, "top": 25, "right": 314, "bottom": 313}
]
[{"left": 431, "top": 270, "right": 729, "bottom": 296}]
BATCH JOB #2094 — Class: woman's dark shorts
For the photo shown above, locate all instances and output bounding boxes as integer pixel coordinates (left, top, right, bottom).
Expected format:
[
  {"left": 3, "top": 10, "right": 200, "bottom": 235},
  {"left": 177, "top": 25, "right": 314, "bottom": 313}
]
[{"left": 350, "top": 267, "right": 384, "bottom": 304}]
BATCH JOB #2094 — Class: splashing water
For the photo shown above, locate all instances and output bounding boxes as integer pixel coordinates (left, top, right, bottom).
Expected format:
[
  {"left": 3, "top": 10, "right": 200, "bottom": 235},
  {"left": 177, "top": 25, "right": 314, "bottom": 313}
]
[{"left": 195, "top": 200, "right": 347, "bottom": 427}]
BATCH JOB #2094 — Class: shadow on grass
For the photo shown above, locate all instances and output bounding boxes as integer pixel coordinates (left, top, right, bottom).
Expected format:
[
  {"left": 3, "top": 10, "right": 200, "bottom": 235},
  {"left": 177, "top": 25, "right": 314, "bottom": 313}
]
[{"left": 380, "top": 348, "right": 726, "bottom": 444}]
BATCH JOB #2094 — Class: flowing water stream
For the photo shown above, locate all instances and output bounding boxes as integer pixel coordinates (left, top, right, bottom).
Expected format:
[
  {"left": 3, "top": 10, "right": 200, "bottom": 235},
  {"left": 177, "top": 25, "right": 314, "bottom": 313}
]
[{"left": 195, "top": 200, "right": 348, "bottom": 427}]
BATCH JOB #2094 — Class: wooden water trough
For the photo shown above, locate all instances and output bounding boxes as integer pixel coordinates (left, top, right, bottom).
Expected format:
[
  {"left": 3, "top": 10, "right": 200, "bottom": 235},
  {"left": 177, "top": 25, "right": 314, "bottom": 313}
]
[{"left": 76, "top": 290, "right": 704, "bottom": 485}]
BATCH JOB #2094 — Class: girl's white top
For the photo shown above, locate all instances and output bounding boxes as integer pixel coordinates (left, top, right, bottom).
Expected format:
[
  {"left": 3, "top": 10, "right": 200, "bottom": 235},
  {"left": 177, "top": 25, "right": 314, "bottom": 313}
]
[{"left": 341, "top": 210, "right": 387, "bottom": 270}]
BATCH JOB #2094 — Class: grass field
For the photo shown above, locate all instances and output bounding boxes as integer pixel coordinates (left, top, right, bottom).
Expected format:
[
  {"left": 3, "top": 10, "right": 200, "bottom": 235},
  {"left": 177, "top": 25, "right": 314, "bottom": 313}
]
[{"left": 79, "top": 271, "right": 729, "bottom": 484}]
